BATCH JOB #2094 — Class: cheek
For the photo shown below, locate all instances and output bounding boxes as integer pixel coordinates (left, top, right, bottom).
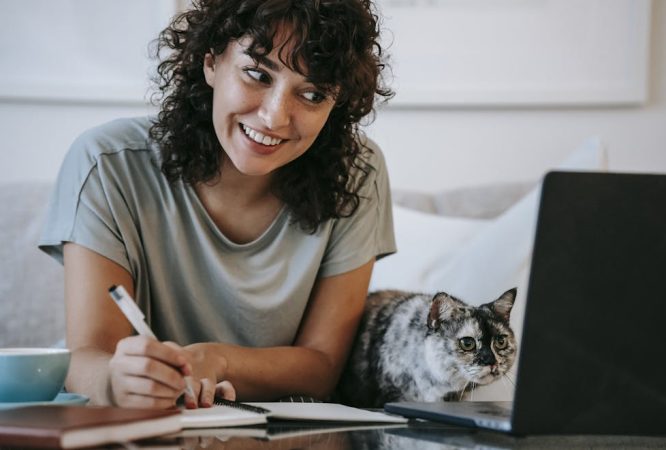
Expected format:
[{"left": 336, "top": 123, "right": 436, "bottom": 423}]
[
  {"left": 299, "top": 109, "right": 333, "bottom": 140},
  {"left": 212, "top": 82, "right": 255, "bottom": 118},
  {"left": 210, "top": 89, "right": 228, "bottom": 122},
  {"left": 494, "top": 346, "right": 517, "bottom": 369}
]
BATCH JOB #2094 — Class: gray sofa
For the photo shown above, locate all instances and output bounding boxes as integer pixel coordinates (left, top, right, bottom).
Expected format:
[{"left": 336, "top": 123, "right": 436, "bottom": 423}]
[
  {"left": 1, "top": 181, "right": 65, "bottom": 347},
  {"left": 0, "top": 180, "right": 532, "bottom": 348}
]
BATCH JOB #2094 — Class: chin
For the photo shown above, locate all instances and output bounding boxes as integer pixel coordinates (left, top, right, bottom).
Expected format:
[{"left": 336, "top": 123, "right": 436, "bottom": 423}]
[
  {"left": 474, "top": 371, "right": 499, "bottom": 386},
  {"left": 238, "top": 166, "right": 274, "bottom": 177},
  {"left": 226, "top": 158, "right": 276, "bottom": 177}
]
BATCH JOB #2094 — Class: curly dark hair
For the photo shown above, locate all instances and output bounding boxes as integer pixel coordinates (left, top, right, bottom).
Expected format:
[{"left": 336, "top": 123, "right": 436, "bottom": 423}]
[{"left": 150, "top": 0, "right": 392, "bottom": 232}]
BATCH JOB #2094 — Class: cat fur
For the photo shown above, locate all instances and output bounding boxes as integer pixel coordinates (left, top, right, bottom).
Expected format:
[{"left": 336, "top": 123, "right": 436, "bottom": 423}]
[{"left": 336, "top": 288, "right": 517, "bottom": 408}]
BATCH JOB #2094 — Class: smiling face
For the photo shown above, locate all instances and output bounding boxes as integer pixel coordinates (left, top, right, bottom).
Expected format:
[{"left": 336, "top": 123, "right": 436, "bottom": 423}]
[{"left": 203, "top": 32, "right": 337, "bottom": 178}]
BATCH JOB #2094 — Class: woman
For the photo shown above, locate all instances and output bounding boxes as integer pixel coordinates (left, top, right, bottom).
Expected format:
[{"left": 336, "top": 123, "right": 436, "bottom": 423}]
[{"left": 39, "top": 0, "right": 394, "bottom": 409}]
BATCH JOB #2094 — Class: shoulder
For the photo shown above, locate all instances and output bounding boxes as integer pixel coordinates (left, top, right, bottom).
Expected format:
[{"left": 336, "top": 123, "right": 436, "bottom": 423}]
[
  {"left": 61, "top": 116, "right": 158, "bottom": 180},
  {"left": 358, "top": 134, "right": 387, "bottom": 173},
  {"left": 70, "top": 116, "right": 155, "bottom": 158},
  {"left": 351, "top": 134, "right": 390, "bottom": 196}
]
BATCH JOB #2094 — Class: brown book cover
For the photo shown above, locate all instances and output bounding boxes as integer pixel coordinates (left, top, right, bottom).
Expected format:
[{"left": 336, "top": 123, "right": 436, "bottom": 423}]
[{"left": 0, "top": 405, "right": 182, "bottom": 448}]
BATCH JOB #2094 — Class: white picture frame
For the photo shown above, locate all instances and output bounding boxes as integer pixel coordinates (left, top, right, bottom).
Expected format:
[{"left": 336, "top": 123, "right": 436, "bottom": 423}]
[{"left": 380, "top": 0, "right": 652, "bottom": 107}]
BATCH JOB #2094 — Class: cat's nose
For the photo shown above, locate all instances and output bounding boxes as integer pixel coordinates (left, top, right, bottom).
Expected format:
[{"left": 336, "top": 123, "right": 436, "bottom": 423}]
[{"left": 478, "top": 348, "right": 496, "bottom": 366}]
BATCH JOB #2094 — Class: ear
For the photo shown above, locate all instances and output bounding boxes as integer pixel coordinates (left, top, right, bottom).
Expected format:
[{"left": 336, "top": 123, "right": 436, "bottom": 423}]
[
  {"left": 203, "top": 53, "right": 216, "bottom": 88},
  {"left": 427, "top": 292, "right": 464, "bottom": 331},
  {"left": 487, "top": 288, "right": 516, "bottom": 322}
]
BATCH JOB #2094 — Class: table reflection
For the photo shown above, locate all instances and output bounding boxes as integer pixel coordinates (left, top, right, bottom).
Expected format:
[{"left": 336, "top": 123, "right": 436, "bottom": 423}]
[
  {"left": 126, "top": 422, "right": 666, "bottom": 450},
  {"left": 128, "top": 422, "right": 507, "bottom": 450}
]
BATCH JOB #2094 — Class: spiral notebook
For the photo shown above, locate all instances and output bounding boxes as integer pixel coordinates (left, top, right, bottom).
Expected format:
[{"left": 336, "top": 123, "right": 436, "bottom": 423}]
[
  {"left": 181, "top": 398, "right": 406, "bottom": 428},
  {"left": 180, "top": 401, "right": 267, "bottom": 428}
]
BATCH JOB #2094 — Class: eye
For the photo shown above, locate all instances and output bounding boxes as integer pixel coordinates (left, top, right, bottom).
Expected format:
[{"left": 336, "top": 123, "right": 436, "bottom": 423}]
[
  {"left": 243, "top": 67, "right": 271, "bottom": 84},
  {"left": 458, "top": 337, "right": 476, "bottom": 352},
  {"left": 302, "top": 90, "right": 327, "bottom": 104},
  {"left": 494, "top": 335, "right": 508, "bottom": 350}
]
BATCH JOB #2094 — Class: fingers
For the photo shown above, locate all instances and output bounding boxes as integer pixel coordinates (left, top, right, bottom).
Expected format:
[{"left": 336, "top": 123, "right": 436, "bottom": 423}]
[
  {"left": 109, "top": 368, "right": 183, "bottom": 409},
  {"left": 199, "top": 378, "right": 216, "bottom": 407},
  {"left": 179, "top": 376, "right": 198, "bottom": 409},
  {"left": 163, "top": 341, "right": 193, "bottom": 375},
  {"left": 113, "top": 353, "right": 187, "bottom": 391},
  {"left": 110, "top": 337, "right": 229, "bottom": 410},
  {"left": 162, "top": 341, "right": 199, "bottom": 409},
  {"left": 183, "top": 378, "right": 233, "bottom": 409},
  {"left": 110, "top": 336, "right": 192, "bottom": 409},
  {"left": 186, "top": 379, "right": 235, "bottom": 409},
  {"left": 215, "top": 380, "right": 237, "bottom": 401},
  {"left": 119, "top": 337, "right": 190, "bottom": 373},
  {"left": 113, "top": 392, "right": 180, "bottom": 410}
]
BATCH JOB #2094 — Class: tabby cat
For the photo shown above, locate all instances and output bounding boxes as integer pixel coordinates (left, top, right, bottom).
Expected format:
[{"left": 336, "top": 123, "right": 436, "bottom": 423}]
[{"left": 336, "top": 288, "right": 517, "bottom": 408}]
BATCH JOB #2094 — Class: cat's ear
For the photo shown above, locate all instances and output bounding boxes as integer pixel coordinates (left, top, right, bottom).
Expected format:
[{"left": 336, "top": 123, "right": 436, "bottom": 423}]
[
  {"left": 428, "top": 292, "right": 463, "bottom": 330},
  {"left": 487, "top": 288, "right": 517, "bottom": 322}
]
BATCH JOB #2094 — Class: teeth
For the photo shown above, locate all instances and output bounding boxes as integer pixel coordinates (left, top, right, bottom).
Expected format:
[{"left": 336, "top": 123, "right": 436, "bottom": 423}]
[{"left": 242, "top": 124, "right": 283, "bottom": 146}]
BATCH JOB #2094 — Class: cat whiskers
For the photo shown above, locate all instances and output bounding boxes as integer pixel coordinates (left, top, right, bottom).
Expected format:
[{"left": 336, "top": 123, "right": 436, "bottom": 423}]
[
  {"left": 459, "top": 381, "right": 469, "bottom": 401},
  {"left": 499, "top": 374, "right": 510, "bottom": 394},
  {"left": 500, "top": 372, "right": 516, "bottom": 395}
]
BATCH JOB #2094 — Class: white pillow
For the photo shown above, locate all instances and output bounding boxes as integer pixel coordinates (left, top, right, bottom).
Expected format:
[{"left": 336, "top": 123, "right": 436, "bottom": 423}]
[
  {"left": 369, "top": 207, "right": 489, "bottom": 292},
  {"left": 423, "top": 137, "right": 608, "bottom": 324},
  {"left": 370, "top": 137, "right": 608, "bottom": 401}
]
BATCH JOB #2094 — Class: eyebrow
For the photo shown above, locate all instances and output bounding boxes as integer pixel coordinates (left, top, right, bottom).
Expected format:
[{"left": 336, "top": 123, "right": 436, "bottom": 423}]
[
  {"left": 245, "top": 51, "right": 281, "bottom": 72},
  {"left": 243, "top": 48, "right": 326, "bottom": 89}
]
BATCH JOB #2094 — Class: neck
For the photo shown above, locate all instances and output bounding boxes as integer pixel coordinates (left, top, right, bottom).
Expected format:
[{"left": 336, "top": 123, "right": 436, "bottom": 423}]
[
  {"left": 192, "top": 157, "right": 284, "bottom": 244},
  {"left": 202, "top": 156, "right": 275, "bottom": 207}
]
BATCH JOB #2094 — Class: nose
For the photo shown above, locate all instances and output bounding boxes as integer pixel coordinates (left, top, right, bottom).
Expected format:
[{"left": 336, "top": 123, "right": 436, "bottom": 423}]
[
  {"left": 477, "top": 347, "right": 497, "bottom": 366},
  {"left": 258, "top": 88, "right": 291, "bottom": 131}
]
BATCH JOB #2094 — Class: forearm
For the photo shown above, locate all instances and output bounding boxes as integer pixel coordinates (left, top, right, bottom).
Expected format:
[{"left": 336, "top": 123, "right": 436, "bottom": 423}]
[
  {"left": 201, "top": 261, "right": 376, "bottom": 401},
  {"left": 199, "top": 342, "right": 340, "bottom": 401},
  {"left": 66, "top": 347, "right": 114, "bottom": 406}
]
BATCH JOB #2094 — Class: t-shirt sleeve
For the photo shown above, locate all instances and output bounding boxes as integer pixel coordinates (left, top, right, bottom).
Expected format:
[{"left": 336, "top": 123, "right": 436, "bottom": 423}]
[
  {"left": 317, "top": 139, "right": 396, "bottom": 278},
  {"left": 38, "top": 131, "right": 132, "bottom": 275}
]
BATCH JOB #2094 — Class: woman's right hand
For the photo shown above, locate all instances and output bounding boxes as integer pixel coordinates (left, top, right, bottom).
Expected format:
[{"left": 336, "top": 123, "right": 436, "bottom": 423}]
[{"left": 108, "top": 335, "right": 195, "bottom": 409}]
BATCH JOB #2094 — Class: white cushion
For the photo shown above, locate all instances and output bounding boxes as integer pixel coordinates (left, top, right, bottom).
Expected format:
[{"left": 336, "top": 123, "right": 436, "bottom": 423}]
[
  {"left": 369, "top": 207, "right": 490, "bottom": 292},
  {"left": 393, "top": 180, "right": 535, "bottom": 219}
]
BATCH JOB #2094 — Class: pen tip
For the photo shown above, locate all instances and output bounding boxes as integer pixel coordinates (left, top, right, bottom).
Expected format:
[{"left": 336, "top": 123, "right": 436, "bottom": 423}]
[{"left": 108, "top": 285, "right": 117, "bottom": 292}]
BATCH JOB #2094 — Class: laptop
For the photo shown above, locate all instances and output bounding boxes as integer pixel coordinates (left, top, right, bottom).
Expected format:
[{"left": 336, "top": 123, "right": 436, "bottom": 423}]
[{"left": 385, "top": 171, "right": 666, "bottom": 435}]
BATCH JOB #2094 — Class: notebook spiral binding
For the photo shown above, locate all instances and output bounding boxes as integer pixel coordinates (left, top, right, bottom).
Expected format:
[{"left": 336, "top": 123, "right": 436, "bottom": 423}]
[{"left": 213, "top": 397, "right": 271, "bottom": 414}]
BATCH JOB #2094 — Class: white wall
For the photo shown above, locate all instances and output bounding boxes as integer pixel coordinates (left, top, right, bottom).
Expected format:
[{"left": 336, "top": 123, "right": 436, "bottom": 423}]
[
  {"left": 366, "top": 1, "right": 666, "bottom": 191},
  {"left": 0, "top": 102, "right": 155, "bottom": 182},
  {"left": 1, "top": 1, "right": 664, "bottom": 192}
]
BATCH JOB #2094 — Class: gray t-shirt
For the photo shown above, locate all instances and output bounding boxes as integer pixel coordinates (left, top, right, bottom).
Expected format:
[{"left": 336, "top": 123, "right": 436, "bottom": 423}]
[{"left": 39, "top": 116, "right": 395, "bottom": 347}]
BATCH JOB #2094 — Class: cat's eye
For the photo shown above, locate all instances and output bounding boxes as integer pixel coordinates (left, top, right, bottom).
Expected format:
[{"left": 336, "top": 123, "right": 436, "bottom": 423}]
[
  {"left": 458, "top": 337, "right": 476, "bottom": 351},
  {"left": 494, "top": 335, "right": 508, "bottom": 350}
]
